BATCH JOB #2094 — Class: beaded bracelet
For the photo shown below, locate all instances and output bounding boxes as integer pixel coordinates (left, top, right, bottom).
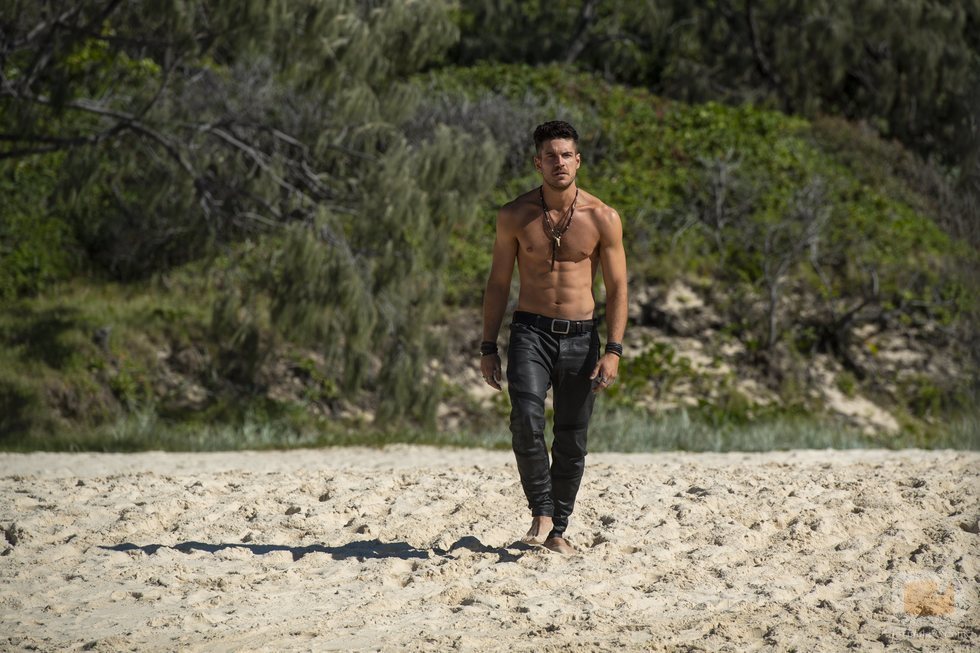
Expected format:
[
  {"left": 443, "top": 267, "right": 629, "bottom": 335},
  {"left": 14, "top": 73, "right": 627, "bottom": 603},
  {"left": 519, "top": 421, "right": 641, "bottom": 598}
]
[
  {"left": 480, "top": 341, "right": 499, "bottom": 356},
  {"left": 604, "top": 342, "right": 623, "bottom": 357}
]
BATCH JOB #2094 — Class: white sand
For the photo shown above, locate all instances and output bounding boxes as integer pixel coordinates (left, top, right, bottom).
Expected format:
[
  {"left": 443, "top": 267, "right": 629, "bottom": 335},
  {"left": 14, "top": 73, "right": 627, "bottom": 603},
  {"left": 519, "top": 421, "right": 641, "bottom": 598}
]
[{"left": 1, "top": 446, "right": 977, "bottom": 652}]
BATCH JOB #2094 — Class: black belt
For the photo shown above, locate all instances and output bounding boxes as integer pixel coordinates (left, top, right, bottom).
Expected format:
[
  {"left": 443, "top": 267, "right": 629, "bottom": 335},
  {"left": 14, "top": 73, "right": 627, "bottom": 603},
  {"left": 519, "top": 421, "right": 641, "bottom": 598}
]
[{"left": 512, "top": 311, "right": 596, "bottom": 335}]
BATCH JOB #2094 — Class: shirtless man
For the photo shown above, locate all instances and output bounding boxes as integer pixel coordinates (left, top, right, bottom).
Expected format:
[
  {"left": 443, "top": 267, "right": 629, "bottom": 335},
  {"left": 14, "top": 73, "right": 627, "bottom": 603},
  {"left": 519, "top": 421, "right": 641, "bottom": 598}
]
[{"left": 480, "top": 120, "right": 628, "bottom": 555}]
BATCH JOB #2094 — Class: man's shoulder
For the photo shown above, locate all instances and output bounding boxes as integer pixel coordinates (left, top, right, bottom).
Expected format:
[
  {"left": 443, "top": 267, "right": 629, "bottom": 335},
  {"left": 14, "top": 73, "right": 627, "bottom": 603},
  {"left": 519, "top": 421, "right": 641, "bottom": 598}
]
[
  {"left": 580, "top": 190, "right": 620, "bottom": 224},
  {"left": 502, "top": 187, "right": 540, "bottom": 209},
  {"left": 498, "top": 189, "right": 539, "bottom": 218}
]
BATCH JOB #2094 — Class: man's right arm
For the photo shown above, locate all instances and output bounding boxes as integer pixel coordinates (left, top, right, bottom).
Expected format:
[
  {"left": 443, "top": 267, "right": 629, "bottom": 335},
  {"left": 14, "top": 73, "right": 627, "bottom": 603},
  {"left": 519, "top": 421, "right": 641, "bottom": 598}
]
[
  {"left": 480, "top": 208, "right": 518, "bottom": 389},
  {"left": 482, "top": 208, "right": 518, "bottom": 342}
]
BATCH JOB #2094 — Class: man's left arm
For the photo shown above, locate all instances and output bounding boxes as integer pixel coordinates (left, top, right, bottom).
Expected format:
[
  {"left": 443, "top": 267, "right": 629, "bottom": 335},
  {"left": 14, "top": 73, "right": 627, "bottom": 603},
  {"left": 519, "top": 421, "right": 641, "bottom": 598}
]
[{"left": 590, "top": 208, "right": 628, "bottom": 393}]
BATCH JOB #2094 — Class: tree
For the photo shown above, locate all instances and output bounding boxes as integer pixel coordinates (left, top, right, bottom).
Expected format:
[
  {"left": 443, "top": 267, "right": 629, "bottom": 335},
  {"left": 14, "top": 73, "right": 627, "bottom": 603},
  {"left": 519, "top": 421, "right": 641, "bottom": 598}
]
[
  {"left": 453, "top": 0, "right": 673, "bottom": 84},
  {"left": 0, "top": 0, "right": 502, "bottom": 424},
  {"left": 455, "top": 0, "right": 980, "bottom": 179},
  {"left": 760, "top": 178, "right": 829, "bottom": 351}
]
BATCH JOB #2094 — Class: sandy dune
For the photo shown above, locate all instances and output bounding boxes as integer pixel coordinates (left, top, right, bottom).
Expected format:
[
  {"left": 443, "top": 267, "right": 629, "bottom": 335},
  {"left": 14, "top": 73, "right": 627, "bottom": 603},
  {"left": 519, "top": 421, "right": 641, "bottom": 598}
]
[{"left": 1, "top": 446, "right": 977, "bottom": 651}]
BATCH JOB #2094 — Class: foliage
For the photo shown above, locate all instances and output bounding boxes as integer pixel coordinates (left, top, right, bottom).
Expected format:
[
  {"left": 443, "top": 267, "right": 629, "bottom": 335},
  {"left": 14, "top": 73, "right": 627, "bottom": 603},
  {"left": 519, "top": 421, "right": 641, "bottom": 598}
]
[
  {"left": 1, "top": 3, "right": 976, "bottom": 446},
  {"left": 454, "top": 0, "right": 980, "bottom": 174},
  {"left": 430, "top": 64, "right": 972, "bottom": 349},
  {"left": 6, "top": 401, "right": 974, "bottom": 452},
  {"left": 0, "top": 156, "right": 79, "bottom": 299},
  {"left": 1, "top": 0, "right": 505, "bottom": 426},
  {"left": 605, "top": 341, "right": 695, "bottom": 403},
  {"left": 420, "top": 63, "right": 977, "bottom": 427}
]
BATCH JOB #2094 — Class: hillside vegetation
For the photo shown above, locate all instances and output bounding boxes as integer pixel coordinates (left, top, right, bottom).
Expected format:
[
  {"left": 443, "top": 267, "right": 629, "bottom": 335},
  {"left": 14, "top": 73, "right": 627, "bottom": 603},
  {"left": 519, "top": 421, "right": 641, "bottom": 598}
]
[
  {"left": 432, "top": 65, "right": 978, "bottom": 445},
  {"left": 1, "top": 2, "right": 977, "bottom": 450}
]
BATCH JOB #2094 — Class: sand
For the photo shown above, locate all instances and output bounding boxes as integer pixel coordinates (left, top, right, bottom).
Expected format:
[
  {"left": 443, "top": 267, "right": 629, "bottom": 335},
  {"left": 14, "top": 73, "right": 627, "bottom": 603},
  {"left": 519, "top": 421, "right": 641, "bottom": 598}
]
[{"left": 1, "top": 446, "right": 977, "bottom": 652}]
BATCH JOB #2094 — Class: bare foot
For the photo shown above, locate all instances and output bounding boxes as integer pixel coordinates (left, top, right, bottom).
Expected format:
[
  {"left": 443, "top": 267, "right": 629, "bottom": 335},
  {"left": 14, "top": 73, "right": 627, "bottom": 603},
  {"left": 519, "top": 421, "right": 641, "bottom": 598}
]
[
  {"left": 521, "top": 516, "right": 553, "bottom": 545},
  {"left": 543, "top": 536, "right": 577, "bottom": 555}
]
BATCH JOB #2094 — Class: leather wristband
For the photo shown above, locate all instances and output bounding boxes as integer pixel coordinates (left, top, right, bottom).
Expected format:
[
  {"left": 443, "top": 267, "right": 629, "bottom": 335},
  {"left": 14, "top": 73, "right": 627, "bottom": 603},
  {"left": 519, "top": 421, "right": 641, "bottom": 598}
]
[
  {"left": 480, "top": 341, "right": 498, "bottom": 356},
  {"left": 604, "top": 342, "right": 623, "bottom": 357}
]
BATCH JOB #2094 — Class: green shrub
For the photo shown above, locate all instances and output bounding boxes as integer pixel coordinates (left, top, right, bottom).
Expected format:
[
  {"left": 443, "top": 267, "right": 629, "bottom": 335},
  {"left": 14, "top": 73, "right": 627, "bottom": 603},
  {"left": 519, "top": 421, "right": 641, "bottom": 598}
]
[
  {"left": 0, "top": 157, "right": 79, "bottom": 299},
  {"left": 0, "top": 375, "right": 40, "bottom": 438},
  {"left": 606, "top": 341, "right": 694, "bottom": 405}
]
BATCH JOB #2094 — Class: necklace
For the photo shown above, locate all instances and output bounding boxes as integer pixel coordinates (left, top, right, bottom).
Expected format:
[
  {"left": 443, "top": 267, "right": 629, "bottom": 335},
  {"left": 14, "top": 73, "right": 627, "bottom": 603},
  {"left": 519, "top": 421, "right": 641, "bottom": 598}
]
[{"left": 539, "top": 186, "right": 577, "bottom": 271}]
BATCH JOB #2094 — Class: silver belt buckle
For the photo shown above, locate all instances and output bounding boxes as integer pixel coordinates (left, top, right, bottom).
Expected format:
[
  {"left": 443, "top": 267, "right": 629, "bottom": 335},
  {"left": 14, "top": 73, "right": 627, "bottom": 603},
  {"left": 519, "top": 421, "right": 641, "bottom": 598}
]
[{"left": 551, "top": 319, "right": 571, "bottom": 334}]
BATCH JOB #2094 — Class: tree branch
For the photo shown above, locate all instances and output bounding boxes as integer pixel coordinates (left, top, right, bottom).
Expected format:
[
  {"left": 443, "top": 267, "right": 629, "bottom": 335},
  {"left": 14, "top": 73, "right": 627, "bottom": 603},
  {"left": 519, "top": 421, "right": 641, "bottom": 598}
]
[
  {"left": 743, "top": 0, "right": 791, "bottom": 112},
  {"left": 14, "top": 3, "right": 85, "bottom": 48},
  {"left": 564, "top": 0, "right": 600, "bottom": 64}
]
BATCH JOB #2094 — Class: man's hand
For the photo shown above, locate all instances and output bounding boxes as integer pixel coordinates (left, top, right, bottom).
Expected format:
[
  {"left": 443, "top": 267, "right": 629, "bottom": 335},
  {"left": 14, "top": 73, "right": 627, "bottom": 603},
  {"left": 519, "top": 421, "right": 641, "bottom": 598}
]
[
  {"left": 589, "top": 353, "right": 620, "bottom": 394},
  {"left": 480, "top": 353, "right": 502, "bottom": 391}
]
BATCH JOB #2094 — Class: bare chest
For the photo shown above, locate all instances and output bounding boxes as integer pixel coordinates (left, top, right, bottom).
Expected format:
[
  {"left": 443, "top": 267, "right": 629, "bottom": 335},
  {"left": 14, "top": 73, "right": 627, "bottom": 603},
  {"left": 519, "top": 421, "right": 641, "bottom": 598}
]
[{"left": 515, "top": 211, "right": 600, "bottom": 267}]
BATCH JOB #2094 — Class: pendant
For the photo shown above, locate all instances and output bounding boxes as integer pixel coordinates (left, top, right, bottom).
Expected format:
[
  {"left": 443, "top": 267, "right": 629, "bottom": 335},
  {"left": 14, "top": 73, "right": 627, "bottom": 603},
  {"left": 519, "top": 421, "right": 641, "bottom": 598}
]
[{"left": 555, "top": 235, "right": 561, "bottom": 248}]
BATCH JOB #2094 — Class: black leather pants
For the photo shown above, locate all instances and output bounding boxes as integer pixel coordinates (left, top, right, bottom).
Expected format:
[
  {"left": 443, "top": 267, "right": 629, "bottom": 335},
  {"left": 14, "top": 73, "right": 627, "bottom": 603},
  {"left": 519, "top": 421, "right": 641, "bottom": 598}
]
[{"left": 506, "top": 315, "right": 600, "bottom": 539}]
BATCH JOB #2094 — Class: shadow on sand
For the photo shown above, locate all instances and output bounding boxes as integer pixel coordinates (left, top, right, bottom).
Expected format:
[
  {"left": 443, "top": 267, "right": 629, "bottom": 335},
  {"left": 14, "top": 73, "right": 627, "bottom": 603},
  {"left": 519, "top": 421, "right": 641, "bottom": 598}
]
[{"left": 101, "top": 535, "right": 535, "bottom": 563}]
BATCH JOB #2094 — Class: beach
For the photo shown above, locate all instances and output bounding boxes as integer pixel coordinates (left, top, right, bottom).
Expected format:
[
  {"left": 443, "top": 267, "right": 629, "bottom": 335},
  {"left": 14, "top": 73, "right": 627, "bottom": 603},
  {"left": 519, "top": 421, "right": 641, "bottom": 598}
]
[{"left": 1, "top": 446, "right": 977, "bottom": 651}]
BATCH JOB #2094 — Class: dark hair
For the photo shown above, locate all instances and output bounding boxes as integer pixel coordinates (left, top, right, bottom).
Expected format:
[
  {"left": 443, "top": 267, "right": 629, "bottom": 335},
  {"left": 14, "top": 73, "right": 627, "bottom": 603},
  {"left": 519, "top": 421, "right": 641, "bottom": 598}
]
[{"left": 533, "top": 121, "right": 579, "bottom": 152}]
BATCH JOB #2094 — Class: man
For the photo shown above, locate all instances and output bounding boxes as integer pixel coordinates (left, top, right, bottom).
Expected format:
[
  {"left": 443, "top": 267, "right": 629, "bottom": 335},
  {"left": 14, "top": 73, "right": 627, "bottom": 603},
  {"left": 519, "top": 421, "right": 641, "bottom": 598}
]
[{"left": 480, "top": 120, "right": 628, "bottom": 555}]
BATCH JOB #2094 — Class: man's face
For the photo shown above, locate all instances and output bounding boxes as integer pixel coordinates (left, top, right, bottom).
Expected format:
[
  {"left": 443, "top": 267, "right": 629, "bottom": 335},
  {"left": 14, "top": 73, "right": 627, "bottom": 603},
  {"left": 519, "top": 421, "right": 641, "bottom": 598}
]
[{"left": 534, "top": 138, "right": 581, "bottom": 190}]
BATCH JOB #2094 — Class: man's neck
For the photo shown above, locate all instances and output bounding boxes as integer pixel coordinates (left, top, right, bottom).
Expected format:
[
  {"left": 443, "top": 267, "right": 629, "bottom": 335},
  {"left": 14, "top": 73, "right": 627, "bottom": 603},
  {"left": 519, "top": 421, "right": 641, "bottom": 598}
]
[{"left": 541, "top": 182, "right": 578, "bottom": 212}]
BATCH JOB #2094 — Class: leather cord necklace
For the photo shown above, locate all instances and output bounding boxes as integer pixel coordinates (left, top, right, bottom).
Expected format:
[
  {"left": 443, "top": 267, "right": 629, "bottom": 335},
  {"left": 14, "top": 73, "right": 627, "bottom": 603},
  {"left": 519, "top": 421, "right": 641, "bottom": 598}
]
[{"left": 539, "top": 186, "right": 578, "bottom": 271}]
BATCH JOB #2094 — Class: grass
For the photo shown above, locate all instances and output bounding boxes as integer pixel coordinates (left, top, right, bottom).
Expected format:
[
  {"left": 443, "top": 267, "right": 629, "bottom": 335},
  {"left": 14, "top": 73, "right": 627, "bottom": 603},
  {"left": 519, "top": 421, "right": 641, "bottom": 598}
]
[
  {"left": 2, "top": 275, "right": 976, "bottom": 453},
  {"left": 4, "top": 66, "right": 977, "bottom": 453},
  {"left": 938, "top": 412, "right": 980, "bottom": 450},
  {"left": 466, "top": 405, "right": 980, "bottom": 453},
  {"left": 4, "top": 403, "right": 976, "bottom": 453}
]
